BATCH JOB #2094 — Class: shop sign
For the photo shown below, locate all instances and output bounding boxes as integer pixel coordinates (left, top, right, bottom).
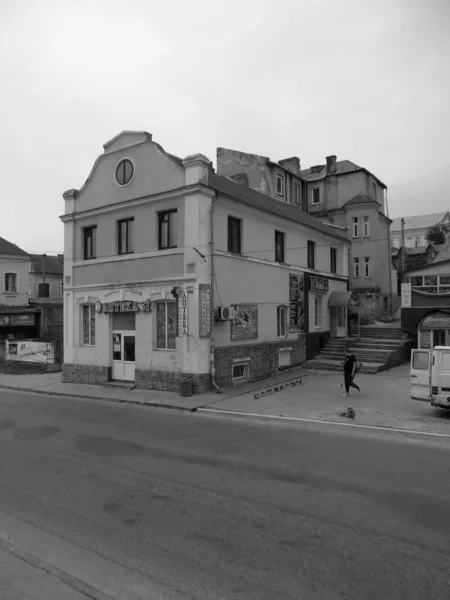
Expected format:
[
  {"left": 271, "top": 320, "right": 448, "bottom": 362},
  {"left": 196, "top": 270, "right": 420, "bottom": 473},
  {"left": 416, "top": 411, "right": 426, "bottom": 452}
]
[
  {"left": 199, "top": 284, "right": 211, "bottom": 338},
  {"left": 401, "top": 283, "right": 412, "bottom": 308},
  {"left": 310, "top": 277, "right": 329, "bottom": 292},
  {"left": 6, "top": 340, "right": 54, "bottom": 363},
  {"left": 421, "top": 314, "right": 450, "bottom": 329},
  {"left": 95, "top": 300, "right": 151, "bottom": 314},
  {"left": 289, "top": 273, "right": 304, "bottom": 332},
  {"left": 231, "top": 304, "right": 258, "bottom": 340},
  {"left": 0, "top": 314, "right": 35, "bottom": 326},
  {"left": 178, "top": 290, "right": 188, "bottom": 337}
]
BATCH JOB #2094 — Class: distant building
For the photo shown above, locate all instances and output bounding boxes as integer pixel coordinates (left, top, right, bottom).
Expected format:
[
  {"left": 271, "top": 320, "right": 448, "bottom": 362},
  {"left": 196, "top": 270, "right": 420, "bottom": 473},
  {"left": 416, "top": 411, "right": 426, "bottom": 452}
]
[
  {"left": 391, "top": 212, "right": 450, "bottom": 249},
  {"left": 29, "top": 254, "right": 64, "bottom": 302}
]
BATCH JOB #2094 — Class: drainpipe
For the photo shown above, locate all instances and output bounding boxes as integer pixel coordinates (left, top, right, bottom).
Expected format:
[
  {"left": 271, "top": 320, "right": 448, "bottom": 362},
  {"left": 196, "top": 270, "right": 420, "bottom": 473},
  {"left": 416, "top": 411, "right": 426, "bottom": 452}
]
[
  {"left": 210, "top": 194, "right": 222, "bottom": 393},
  {"left": 385, "top": 189, "right": 394, "bottom": 319}
]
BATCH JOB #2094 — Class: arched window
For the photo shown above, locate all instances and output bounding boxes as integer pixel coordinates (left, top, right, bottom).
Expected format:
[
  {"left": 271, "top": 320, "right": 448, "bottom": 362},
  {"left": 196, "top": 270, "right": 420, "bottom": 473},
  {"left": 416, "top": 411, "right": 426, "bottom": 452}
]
[{"left": 4, "top": 273, "right": 17, "bottom": 293}]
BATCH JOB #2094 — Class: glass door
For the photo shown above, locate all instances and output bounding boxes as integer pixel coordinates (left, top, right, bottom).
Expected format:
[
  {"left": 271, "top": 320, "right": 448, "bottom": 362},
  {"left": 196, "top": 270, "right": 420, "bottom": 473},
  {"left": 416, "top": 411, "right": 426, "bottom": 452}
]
[{"left": 112, "top": 331, "right": 135, "bottom": 381}]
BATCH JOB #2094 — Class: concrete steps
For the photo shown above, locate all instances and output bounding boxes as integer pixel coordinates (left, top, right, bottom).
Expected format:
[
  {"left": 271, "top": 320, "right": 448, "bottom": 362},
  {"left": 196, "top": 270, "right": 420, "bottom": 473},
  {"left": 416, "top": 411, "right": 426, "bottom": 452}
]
[{"left": 304, "top": 327, "right": 412, "bottom": 374}]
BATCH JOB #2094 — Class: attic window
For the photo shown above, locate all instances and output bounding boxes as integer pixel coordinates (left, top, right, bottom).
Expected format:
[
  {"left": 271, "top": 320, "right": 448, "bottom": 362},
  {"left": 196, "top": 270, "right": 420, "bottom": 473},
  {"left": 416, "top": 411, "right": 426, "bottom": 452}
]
[
  {"left": 115, "top": 159, "right": 134, "bottom": 186},
  {"left": 311, "top": 165, "right": 323, "bottom": 174}
]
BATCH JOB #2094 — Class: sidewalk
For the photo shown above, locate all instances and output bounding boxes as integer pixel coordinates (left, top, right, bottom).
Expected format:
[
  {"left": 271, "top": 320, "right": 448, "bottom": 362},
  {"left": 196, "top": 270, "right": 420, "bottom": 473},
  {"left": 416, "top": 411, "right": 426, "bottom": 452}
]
[
  {"left": 201, "top": 364, "right": 450, "bottom": 436},
  {"left": 0, "top": 540, "right": 106, "bottom": 600},
  {"left": 0, "top": 365, "right": 306, "bottom": 411}
]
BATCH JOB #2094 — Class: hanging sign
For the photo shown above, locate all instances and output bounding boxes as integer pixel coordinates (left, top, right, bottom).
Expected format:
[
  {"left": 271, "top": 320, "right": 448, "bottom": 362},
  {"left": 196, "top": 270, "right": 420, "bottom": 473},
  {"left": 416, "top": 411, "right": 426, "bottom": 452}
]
[
  {"left": 310, "top": 277, "right": 329, "bottom": 292},
  {"left": 95, "top": 300, "right": 151, "bottom": 314},
  {"left": 199, "top": 284, "right": 211, "bottom": 338},
  {"left": 289, "top": 273, "right": 304, "bottom": 332},
  {"left": 178, "top": 290, "right": 188, "bottom": 336}
]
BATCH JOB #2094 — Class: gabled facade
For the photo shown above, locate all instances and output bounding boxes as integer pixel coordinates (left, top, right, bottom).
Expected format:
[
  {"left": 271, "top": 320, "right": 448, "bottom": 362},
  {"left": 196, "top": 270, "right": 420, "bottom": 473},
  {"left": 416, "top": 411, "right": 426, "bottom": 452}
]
[
  {"left": 217, "top": 148, "right": 307, "bottom": 210},
  {"left": 61, "top": 131, "right": 350, "bottom": 392}
]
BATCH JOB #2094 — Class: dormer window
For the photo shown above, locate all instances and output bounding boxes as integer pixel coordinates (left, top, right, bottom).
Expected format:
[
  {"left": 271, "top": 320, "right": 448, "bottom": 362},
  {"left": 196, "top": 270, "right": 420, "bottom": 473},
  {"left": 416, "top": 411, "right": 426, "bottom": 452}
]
[
  {"left": 311, "top": 165, "right": 323, "bottom": 174},
  {"left": 115, "top": 159, "right": 134, "bottom": 186}
]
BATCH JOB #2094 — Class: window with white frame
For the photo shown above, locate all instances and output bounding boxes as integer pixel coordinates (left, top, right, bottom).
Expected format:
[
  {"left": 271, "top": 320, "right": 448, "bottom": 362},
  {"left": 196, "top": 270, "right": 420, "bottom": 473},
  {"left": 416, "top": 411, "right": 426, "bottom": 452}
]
[
  {"left": 352, "top": 217, "right": 359, "bottom": 238},
  {"left": 4, "top": 272, "right": 17, "bottom": 293},
  {"left": 364, "top": 257, "right": 370, "bottom": 277},
  {"left": 353, "top": 257, "right": 360, "bottom": 278},
  {"left": 314, "top": 296, "right": 321, "bottom": 327},
  {"left": 232, "top": 362, "right": 249, "bottom": 383},
  {"left": 410, "top": 274, "right": 450, "bottom": 294},
  {"left": 277, "top": 305, "right": 287, "bottom": 337},
  {"left": 276, "top": 174, "right": 284, "bottom": 196},
  {"left": 363, "top": 216, "right": 370, "bottom": 237},
  {"left": 82, "top": 305, "right": 96, "bottom": 345},
  {"left": 294, "top": 185, "right": 301, "bottom": 205},
  {"left": 156, "top": 301, "right": 176, "bottom": 349},
  {"left": 312, "top": 188, "right": 320, "bottom": 204}
]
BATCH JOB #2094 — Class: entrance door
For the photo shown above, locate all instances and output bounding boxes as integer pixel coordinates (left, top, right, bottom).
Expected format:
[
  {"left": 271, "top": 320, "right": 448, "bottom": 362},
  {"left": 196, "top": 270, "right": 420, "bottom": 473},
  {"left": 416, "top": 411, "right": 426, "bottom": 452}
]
[
  {"left": 336, "top": 307, "right": 347, "bottom": 338},
  {"left": 112, "top": 331, "right": 136, "bottom": 381},
  {"left": 433, "top": 330, "right": 446, "bottom": 347},
  {"left": 410, "top": 349, "right": 431, "bottom": 401}
]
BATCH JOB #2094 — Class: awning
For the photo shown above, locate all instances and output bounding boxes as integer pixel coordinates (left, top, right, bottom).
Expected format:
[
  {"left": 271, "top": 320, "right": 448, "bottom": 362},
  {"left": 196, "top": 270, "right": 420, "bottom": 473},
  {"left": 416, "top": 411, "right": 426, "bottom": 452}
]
[{"left": 328, "top": 291, "right": 359, "bottom": 307}]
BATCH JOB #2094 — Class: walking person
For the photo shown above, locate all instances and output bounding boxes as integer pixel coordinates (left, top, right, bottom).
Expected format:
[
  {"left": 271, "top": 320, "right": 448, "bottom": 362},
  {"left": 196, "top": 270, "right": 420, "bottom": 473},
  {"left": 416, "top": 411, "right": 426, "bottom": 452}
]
[{"left": 342, "top": 347, "right": 361, "bottom": 397}]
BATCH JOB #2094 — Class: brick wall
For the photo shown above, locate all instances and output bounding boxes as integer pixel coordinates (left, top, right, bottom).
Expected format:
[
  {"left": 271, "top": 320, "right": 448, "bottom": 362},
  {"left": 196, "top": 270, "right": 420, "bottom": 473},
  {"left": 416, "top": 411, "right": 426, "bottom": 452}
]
[
  {"left": 135, "top": 370, "right": 211, "bottom": 394},
  {"left": 62, "top": 363, "right": 111, "bottom": 384},
  {"left": 214, "top": 336, "right": 306, "bottom": 388}
]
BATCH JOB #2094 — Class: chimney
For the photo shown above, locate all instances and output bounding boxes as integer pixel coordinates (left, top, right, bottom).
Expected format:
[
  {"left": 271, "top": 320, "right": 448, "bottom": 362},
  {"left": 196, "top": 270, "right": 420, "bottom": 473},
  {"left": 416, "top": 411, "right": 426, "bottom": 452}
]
[
  {"left": 230, "top": 172, "right": 249, "bottom": 187},
  {"left": 326, "top": 155, "right": 337, "bottom": 174},
  {"left": 278, "top": 157, "right": 301, "bottom": 176}
]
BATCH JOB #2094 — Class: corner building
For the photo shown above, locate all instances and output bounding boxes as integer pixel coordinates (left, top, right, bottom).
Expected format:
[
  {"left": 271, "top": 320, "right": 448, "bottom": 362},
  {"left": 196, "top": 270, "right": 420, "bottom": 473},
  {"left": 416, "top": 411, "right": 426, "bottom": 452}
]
[{"left": 61, "top": 131, "right": 350, "bottom": 393}]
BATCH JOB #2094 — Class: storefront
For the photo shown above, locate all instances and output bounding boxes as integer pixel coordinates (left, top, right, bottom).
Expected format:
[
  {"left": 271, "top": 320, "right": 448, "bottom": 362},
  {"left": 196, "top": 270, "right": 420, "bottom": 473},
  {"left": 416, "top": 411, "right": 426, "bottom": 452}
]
[
  {"left": 0, "top": 307, "right": 41, "bottom": 360},
  {"left": 417, "top": 312, "right": 450, "bottom": 349},
  {"left": 327, "top": 290, "right": 359, "bottom": 337}
]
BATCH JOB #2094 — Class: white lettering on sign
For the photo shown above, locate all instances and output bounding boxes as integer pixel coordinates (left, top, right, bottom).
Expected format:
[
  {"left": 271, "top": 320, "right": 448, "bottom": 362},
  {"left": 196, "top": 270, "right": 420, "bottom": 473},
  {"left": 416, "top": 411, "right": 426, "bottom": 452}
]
[
  {"left": 401, "top": 283, "right": 412, "bottom": 308},
  {"left": 95, "top": 300, "right": 151, "bottom": 313},
  {"left": 310, "top": 277, "right": 329, "bottom": 292},
  {"left": 178, "top": 290, "right": 188, "bottom": 336},
  {"left": 199, "top": 284, "right": 211, "bottom": 338}
]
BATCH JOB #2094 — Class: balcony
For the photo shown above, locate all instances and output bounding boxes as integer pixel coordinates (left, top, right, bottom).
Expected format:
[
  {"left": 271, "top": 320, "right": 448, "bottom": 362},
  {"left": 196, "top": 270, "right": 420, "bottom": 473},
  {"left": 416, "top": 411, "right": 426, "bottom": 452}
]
[{"left": 0, "top": 292, "right": 30, "bottom": 306}]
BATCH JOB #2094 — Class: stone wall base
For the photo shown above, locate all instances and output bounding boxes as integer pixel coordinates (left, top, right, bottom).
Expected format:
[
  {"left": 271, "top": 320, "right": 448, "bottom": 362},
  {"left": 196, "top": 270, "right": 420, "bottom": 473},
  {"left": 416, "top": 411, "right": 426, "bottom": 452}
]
[
  {"left": 214, "top": 337, "right": 306, "bottom": 388},
  {"left": 62, "top": 363, "right": 111, "bottom": 384},
  {"left": 135, "top": 370, "right": 211, "bottom": 394}
]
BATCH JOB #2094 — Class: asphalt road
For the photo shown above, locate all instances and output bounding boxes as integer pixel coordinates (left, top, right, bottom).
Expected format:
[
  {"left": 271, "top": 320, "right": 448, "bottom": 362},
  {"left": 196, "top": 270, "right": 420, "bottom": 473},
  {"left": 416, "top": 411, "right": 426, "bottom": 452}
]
[{"left": 1, "top": 390, "right": 450, "bottom": 600}]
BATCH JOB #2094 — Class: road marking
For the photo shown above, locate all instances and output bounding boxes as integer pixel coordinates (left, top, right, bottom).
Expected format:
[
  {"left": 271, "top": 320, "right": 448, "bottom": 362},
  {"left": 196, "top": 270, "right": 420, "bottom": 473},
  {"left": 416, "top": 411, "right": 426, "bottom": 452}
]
[{"left": 197, "top": 408, "right": 450, "bottom": 438}]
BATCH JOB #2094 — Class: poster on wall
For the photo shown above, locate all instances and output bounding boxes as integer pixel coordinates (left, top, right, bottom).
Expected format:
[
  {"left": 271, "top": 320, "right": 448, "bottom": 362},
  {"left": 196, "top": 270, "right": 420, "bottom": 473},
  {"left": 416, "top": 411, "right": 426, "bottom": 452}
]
[
  {"left": 231, "top": 304, "right": 258, "bottom": 340},
  {"left": 289, "top": 274, "right": 304, "bottom": 332},
  {"left": 6, "top": 341, "right": 54, "bottom": 363},
  {"left": 199, "top": 284, "right": 211, "bottom": 338}
]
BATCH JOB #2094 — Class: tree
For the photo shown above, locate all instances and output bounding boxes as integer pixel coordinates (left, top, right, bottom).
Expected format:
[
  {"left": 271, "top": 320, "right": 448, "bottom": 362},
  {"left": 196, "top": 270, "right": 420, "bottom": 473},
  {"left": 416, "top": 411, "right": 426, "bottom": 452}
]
[{"left": 425, "top": 224, "right": 450, "bottom": 245}]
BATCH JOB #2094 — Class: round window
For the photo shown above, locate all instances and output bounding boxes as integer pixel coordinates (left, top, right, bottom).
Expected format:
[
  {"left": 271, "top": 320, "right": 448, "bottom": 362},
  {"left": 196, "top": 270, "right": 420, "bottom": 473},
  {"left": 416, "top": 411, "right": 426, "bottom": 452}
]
[{"left": 115, "top": 159, "right": 134, "bottom": 186}]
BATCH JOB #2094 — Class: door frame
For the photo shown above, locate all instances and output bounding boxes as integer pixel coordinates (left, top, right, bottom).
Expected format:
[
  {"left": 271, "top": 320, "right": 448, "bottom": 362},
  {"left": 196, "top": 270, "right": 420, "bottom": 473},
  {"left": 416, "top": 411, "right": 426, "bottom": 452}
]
[
  {"left": 410, "top": 348, "right": 431, "bottom": 401},
  {"left": 112, "top": 329, "right": 136, "bottom": 382}
]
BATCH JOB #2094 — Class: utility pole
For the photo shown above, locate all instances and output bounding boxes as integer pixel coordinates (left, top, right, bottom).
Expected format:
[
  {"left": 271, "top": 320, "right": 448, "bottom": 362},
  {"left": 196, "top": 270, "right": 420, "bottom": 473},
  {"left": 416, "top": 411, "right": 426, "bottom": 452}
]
[{"left": 401, "top": 218, "right": 405, "bottom": 273}]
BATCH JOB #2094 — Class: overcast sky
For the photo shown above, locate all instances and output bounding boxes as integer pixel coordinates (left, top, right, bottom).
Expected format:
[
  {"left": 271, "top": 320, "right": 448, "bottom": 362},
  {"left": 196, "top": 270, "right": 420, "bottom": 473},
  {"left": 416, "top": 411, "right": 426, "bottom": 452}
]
[{"left": 1, "top": 0, "right": 449, "bottom": 254}]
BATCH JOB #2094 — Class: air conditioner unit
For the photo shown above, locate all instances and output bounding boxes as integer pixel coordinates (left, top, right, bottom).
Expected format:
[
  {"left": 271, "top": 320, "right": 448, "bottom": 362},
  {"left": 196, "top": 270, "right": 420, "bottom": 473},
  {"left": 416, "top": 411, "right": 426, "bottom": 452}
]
[{"left": 217, "top": 306, "right": 235, "bottom": 321}]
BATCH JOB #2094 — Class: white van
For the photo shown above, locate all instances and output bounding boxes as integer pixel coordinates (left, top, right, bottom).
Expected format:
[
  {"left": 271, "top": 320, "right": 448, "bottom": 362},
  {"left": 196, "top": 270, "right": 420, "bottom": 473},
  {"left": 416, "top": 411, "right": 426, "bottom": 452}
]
[{"left": 411, "top": 346, "right": 450, "bottom": 409}]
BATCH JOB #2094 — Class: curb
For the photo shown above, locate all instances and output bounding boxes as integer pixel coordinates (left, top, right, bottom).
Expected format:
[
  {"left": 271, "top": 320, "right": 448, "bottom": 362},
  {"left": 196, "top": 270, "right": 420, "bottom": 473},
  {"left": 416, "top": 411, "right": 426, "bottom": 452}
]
[
  {"left": 0, "top": 385, "right": 198, "bottom": 413},
  {"left": 0, "top": 534, "right": 114, "bottom": 600},
  {"left": 196, "top": 407, "right": 450, "bottom": 439}
]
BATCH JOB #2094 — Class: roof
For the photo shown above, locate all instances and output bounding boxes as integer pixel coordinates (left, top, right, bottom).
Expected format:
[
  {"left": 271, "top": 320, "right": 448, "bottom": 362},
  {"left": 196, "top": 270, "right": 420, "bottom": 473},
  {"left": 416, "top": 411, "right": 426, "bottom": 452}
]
[
  {"left": 207, "top": 172, "right": 349, "bottom": 243},
  {"left": 404, "top": 257, "right": 450, "bottom": 274},
  {"left": 344, "top": 193, "right": 381, "bottom": 207},
  {"left": 30, "top": 254, "right": 64, "bottom": 275},
  {"left": 404, "top": 246, "right": 429, "bottom": 256},
  {"left": 299, "top": 160, "right": 361, "bottom": 182},
  {"left": 0, "top": 236, "right": 29, "bottom": 257},
  {"left": 390, "top": 212, "right": 449, "bottom": 232}
]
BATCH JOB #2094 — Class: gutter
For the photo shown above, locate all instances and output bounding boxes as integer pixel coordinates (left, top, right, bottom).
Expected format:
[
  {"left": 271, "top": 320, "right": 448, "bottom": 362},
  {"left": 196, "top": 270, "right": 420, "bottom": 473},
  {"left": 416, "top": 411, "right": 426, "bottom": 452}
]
[
  {"left": 209, "top": 194, "right": 222, "bottom": 393},
  {"left": 385, "top": 189, "right": 394, "bottom": 319}
]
